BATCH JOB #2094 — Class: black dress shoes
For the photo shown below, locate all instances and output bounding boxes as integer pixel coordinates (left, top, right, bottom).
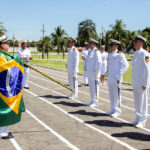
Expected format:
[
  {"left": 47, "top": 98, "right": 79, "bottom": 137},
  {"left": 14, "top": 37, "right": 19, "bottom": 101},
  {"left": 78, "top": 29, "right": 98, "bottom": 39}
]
[
  {"left": 23, "top": 87, "right": 30, "bottom": 89},
  {"left": 1, "top": 133, "right": 14, "bottom": 139}
]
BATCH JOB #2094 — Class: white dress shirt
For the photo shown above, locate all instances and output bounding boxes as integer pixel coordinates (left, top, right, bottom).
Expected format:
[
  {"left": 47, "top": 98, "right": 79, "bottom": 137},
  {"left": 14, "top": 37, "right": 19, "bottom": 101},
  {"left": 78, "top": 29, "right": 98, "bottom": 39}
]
[{"left": 17, "top": 48, "right": 31, "bottom": 63}]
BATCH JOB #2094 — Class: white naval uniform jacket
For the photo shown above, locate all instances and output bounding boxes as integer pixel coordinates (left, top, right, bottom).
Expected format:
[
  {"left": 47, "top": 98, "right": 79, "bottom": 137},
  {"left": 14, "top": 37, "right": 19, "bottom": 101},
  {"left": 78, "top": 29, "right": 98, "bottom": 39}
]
[
  {"left": 132, "top": 48, "right": 150, "bottom": 87},
  {"left": 17, "top": 48, "right": 31, "bottom": 63},
  {"left": 84, "top": 48, "right": 102, "bottom": 78},
  {"left": 107, "top": 50, "right": 129, "bottom": 83},
  {"left": 67, "top": 46, "right": 79, "bottom": 73},
  {"left": 81, "top": 48, "right": 89, "bottom": 67},
  {"left": 81, "top": 48, "right": 89, "bottom": 59}
]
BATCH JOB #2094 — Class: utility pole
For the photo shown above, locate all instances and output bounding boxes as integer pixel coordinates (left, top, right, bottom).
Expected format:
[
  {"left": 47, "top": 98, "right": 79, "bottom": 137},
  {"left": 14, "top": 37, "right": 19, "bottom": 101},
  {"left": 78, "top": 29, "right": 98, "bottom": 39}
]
[
  {"left": 41, "top": 24, "right": 46, "bottom": 59},
  {"left": 12, "top": 33, "right": 15, "bottom": 55},
  {"left": 41, "top": 24, "right": 46, "bottom": 39}
]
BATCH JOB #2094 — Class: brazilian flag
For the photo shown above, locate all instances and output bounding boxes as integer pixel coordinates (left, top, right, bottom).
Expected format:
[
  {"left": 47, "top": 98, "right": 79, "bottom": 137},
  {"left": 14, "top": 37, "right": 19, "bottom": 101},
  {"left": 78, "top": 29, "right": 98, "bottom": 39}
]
[{"left": 0, "top": 50, "right": 25, "bottom": 127}]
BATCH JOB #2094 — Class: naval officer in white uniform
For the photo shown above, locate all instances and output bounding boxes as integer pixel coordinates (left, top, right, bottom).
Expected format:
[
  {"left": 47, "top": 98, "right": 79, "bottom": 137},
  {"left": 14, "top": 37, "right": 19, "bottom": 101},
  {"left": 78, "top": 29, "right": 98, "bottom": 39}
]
[
  {"left": 107, "top": 39, "right": 129, "bottom": 117},
  {"left": 81, "top": 42, "right": 89, "bottom": 86},
  {"left": 131, "top": 35, "right": 150, "bottom": 128},
  {"left": 17, "top": 41, "right": 32, "bottom": 89},
  {"left": 67, "top": 38, "right": 79, "bottom": 99},
  {"left": 84, "top": 38, "right": 102, "bottom": 107}
]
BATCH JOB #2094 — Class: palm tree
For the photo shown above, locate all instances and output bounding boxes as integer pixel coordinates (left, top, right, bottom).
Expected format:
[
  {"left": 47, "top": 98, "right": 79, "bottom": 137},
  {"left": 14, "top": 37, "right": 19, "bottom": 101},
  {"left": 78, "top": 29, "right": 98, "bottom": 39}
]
[
  {"left": 37, "top": 36, "right": 53, "bottom": 59},
  {"left": 77, "top": 19, "right": 97, "bottom": 46},
  {"left": 101, "top": 30, "right": 112, "bottom": 51},
  {"left": 109, "top": 19, "right": 126, "bottom": 41},
  {"left": 143, "top": 27, "right": 150, "bottom": 35},
  {"left": 124, "top": 30, "right": 135, "bottom": 52},
  {"left": 51, "top": 26, "right": 67, "bottom": 57},
  {"left": 0, "top": 21, "right": 6, "bottom": 36},
  {"left": 44, "top": 36, "right": 53, "bottom": 59}
]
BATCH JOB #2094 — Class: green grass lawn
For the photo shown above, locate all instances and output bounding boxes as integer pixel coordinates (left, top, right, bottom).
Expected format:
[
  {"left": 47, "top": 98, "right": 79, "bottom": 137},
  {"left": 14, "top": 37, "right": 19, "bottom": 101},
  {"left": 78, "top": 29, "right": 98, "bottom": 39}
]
[
  {"left": 30, "top": 60, "right": 132, "bottom": 83},
  {"left": 125, "top": 54, "right": 133, "bottom": 61},
  {"left": 32, "top": 54, "right": 68, "bottom": 59},
  {"left": 32, "top": 53, "right": 84, "bottom": 60},
  {"left": 123, "top": 62, "right": 131, "bottom": 83},
  {"left": 30, "top": 60, "right": 84, "bottom": 72}
]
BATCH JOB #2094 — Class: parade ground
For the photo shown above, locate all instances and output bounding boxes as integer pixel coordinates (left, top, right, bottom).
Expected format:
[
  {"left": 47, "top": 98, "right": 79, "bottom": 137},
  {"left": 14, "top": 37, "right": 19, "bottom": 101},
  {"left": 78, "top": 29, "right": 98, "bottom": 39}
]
[{"left": 1, "top": 65, "right": 150, "bottom": 150}]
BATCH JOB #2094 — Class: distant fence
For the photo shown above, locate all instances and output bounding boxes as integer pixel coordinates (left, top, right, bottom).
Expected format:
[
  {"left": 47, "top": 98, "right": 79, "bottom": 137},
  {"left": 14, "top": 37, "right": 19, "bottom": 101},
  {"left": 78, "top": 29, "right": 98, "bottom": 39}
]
[{"left": 8, "top": 47, "right": 38, "bottom": 53}]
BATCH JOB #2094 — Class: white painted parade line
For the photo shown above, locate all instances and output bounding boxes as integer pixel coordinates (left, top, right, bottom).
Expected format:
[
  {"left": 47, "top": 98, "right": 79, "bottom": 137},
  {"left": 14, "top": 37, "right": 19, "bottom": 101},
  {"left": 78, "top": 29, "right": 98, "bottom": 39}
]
[
  {"left": 28, "top": 80, "right": 150, "bottom": 134},
  {"left": 26, "top": 109, "right": 79, "bottom": 150},
  {"left": 31, "top": 67, "right": 134, "bottom": 95},
  {"left": 29, "top": 74, "right": 150, "bottom": 117},
  {"left": 35, "top": 66, "right": 150, "bottom": 101},
  {"left": 10, "top": 138, "right": 22, "bottom": 150},
  {"left": 30, "top": 69, "right": 134, "bottom": 102},
  {"left": 24, "top": 86, "right": 137, "bottom": 150}
]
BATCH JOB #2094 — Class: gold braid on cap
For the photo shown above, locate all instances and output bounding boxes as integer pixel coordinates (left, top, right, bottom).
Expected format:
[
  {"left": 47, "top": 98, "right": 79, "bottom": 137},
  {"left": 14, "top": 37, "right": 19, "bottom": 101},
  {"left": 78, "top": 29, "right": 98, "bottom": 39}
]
[{"left": 2, "top": 37, "right": 8, "bottom": 43}]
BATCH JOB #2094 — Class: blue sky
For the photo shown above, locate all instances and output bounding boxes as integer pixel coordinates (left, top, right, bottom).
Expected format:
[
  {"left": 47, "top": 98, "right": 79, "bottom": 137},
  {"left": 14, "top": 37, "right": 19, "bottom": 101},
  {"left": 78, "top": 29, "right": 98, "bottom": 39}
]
[{"left": 1, "top": 0, "right": 150, "bottom": 41}]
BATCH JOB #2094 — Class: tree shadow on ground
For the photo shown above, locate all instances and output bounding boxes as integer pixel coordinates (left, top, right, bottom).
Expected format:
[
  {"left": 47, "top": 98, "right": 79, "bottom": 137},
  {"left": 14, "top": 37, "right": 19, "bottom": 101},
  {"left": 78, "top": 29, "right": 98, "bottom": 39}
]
[
  {"left": 69, "top": 110, "right": 107, "bottom": 117},
  {"left": 39, "top": 95, "right": 67, "bottom": 99},
  {"left": 112, "top": 132, "right": 150, "bottom": 141},
  {"left": 84, "top": 120, "right": 132, "bottom": 127},
  {"left": 53, "top": 101, "right": 86, "bottom": 107}
]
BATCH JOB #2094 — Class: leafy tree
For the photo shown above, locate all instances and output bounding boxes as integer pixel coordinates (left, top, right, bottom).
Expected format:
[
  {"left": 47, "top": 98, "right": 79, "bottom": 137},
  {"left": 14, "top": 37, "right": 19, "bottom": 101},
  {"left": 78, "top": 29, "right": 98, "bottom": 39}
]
[
  {"left": 37, "top": 36, "right": 53, "bottom": 59},
  {"left": 124, "top": 30, "right": 135, "bottom": 52},
  {"left": 109, "top": 19, "right": 126, "bottom": 41},
  {"left": 102, "top": 19, "right": 127, "bottom": 51},
  {"left": 143, "top": 27, "right": 150, "bottom": 35},
  {"left": 51, "top": 26, "right": 68, "bottom": 57},
  {"left": 77, "top": 19, "right": 97, "bottom": 46},
  {"left": 0, "top": 21, "right": 6, "bottom": 36}
]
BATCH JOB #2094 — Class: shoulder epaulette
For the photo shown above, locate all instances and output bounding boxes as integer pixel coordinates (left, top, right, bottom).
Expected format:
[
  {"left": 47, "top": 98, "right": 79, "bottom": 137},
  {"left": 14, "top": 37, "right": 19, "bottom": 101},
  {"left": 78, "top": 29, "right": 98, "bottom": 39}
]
[
  {"left": 117, "top": 50, "right": 122, "bottom": 54},
  {"left": 145, "top": 56, "right": 150, "bottom": 62}
]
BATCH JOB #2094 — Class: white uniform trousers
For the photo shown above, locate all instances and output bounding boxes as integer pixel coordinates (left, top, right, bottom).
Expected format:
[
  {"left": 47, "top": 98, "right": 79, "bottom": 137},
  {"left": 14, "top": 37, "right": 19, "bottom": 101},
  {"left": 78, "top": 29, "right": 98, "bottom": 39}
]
[
  {"left": 133, "top": 85, "right": 148, "bottom": 124},
  {"left": 88, "top": 77, "right": 100, "bottom": 103},
  {"left": 24, "top": 67, "right": 29, "bottom": 87},
  {"left": 68, "top": 72, "right": 78, "bottom": 98},
  {"left": 0, "top": 126, "right": 9, "bottom": 137},
  {"left": 83, "top": 70, "right": 88, "bottom": 85},
  {"left": 108, "top": 82, "right": 121, "bottom": 114}
]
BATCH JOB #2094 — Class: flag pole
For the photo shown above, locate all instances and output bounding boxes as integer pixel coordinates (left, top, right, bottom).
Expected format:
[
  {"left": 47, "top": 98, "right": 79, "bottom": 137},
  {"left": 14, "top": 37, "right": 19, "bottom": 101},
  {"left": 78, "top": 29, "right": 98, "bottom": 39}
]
[{"left": 0, "top": 49, "right": 74, "bottom": 92}]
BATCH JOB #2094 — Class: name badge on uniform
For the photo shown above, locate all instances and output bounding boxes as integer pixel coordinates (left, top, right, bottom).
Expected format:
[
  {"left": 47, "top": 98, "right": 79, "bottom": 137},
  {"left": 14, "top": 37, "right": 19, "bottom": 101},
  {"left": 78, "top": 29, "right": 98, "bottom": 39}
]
[{"left": 145, "top": 56, "right": 149, "bottom": 62}]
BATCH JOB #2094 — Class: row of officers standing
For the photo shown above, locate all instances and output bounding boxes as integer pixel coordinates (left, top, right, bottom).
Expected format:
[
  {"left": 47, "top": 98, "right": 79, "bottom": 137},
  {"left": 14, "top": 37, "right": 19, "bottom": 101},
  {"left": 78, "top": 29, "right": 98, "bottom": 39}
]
[{"left": 66, "top": 35, "right": 150, "bottom": 128}]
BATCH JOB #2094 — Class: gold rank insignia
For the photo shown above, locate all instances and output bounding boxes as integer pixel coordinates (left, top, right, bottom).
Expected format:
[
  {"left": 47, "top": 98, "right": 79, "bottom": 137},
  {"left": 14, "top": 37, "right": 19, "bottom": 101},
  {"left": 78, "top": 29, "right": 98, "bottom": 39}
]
[
  {"left": 145, "top": 56, "right": 149, "bottom": 62},
  {"left": 73, "top": 48, "right": 76, "bottom": 51}
]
